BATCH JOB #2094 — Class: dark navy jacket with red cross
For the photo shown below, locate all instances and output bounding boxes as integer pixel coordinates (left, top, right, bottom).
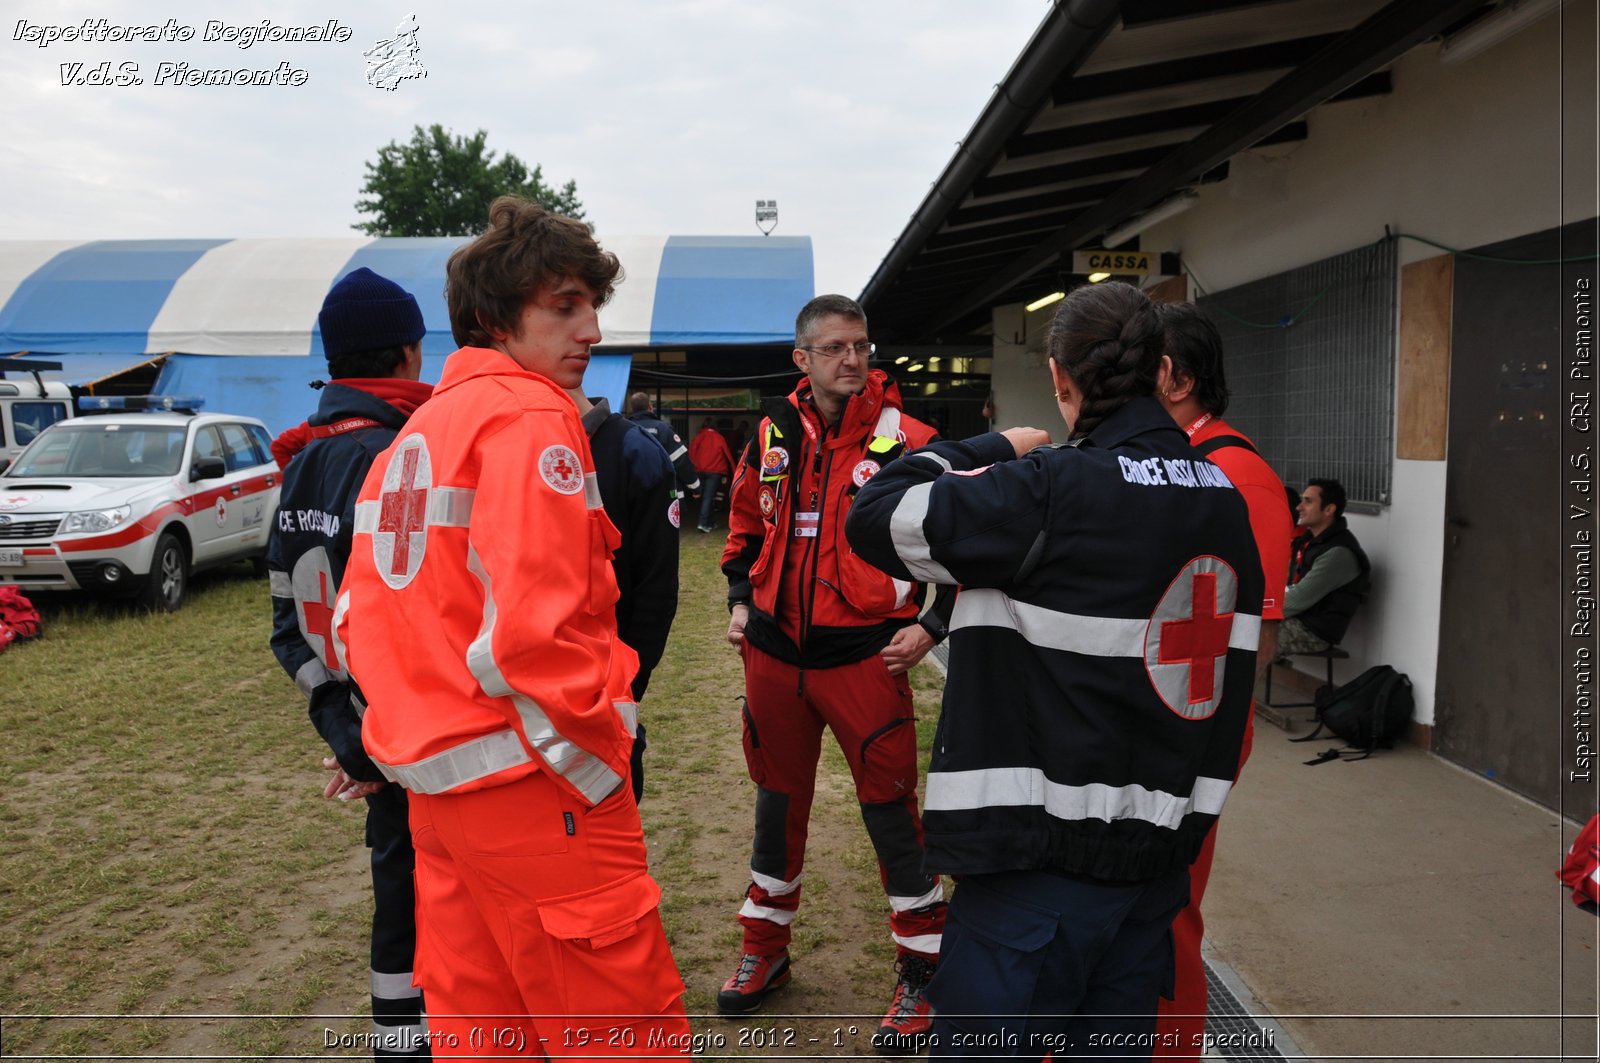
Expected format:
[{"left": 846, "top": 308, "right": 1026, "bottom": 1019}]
[
  {"left": 268, "top": 383, "right": 413, "bottom": 782},
  {"left": 844, "top": 397, "right": 1264, "bottom": 884}
]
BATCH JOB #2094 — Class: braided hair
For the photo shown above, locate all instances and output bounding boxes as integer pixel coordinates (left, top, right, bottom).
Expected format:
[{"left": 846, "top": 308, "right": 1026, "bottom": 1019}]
[{"left": 1046, "top": 281, "right": 1164, "bottom": 440}]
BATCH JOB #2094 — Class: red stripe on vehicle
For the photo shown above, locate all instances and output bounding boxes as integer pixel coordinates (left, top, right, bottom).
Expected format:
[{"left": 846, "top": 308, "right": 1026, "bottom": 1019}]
[{"left": 55, "top": 479, "right": 276, "bottom": 553}]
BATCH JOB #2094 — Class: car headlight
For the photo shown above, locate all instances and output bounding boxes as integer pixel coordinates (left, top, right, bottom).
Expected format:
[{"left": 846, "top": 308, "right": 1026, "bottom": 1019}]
[{"left": 61, "top": 505, "right": 133, "bottom": 534}]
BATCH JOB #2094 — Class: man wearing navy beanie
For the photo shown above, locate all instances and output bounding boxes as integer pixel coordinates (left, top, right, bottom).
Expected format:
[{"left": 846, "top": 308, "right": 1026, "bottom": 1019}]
[{"left": 268, "top": 266, "right": 435, "bottom": 1058}]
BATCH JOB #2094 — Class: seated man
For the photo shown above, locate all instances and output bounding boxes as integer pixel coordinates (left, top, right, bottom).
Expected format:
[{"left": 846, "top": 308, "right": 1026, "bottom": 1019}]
[{"left": 1281, "top": 478, "right": 1371, "bottom": 656}]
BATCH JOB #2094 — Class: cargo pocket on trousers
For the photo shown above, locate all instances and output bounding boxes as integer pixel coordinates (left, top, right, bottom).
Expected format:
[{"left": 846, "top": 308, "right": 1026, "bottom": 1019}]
[
  {"left": 926, "top": 878, "right": 1059, "bottom": 1036},
  {"left": 537, "top": 870, "right": 685, "bottom": 1015}
]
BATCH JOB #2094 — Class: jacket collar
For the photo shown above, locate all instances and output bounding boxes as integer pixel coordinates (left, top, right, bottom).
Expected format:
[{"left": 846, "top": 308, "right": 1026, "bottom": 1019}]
[
  {"left": 580, "top": 397, "right": 613, "bottom": 439},
  {"left": 790, "top": 368, "right": 902, "bottom": 444},
  {"left": 1080, "top": 396, "right": 1187, "bottom": 450}
]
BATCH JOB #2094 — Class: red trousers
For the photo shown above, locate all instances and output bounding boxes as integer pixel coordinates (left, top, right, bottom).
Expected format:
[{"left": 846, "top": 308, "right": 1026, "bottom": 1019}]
[
  {"left": 736, "top": 644, "right": 945, "bottom": 959},
  {"left": 1153, "top": 713, "right": 1255, "bottom": 1061},
  {"left": 407, "top": 772, "right": 689, "bottom": 1059}
]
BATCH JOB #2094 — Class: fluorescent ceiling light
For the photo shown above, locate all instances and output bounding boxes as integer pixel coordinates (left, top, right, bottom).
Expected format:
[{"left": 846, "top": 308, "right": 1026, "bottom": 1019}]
[
  {"left": 1088, "top": 272, "right": 1111, "bottom": 283},
  {"left": 894, "top": 355, "right": 909, "bottom": 364},
  {"left": 1439, "top": 0, "right": 1565, "bottom": 65},
  {"left": 908, "top": 363, "right": 925, "bottom": 372},
  {"left": 1025, "top": 291, "right": 1065, "bottom": 312},
  {"left": 1101, "top": 193, "right": 1198, "bottom": 248}
]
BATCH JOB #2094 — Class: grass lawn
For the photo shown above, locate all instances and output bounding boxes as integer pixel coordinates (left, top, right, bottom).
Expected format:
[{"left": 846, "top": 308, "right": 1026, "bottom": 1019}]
[{"left": 2, "top": 532, "right": 945, "bottom": 1058}]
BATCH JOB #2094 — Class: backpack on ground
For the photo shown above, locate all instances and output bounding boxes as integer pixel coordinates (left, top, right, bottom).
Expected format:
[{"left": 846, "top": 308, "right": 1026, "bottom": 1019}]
[
  {"left": 0, "top": 586, "right": 41, "bottom": 651},
  {"left": 1290, "top": 664, "right": 1413, "bottom": 763}
]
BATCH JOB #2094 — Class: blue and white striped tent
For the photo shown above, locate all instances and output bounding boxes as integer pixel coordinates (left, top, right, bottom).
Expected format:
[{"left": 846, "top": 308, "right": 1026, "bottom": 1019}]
[{"left": 0, "top": 235, "right": 813, "bottom": 434}]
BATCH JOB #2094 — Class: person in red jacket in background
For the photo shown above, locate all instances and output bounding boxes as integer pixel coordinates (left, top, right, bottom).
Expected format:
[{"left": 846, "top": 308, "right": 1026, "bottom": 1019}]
[
  {"left": 718, "top": 294, "right": 955, "bottom": 1052},
  {"left": 688, "top": 420, "right": 735, "bottom": 532},
  {"left": 335, "top": 196, "right": 688, "bottom": 1056},
  {"left": 1153, "top": 302, "right": 1292, "bottom": 1060}
]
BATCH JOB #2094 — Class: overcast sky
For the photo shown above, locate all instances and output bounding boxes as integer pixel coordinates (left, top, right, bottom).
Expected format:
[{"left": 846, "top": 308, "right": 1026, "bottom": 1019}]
[{"left": 1, "top": 1, "right": 1051, "bottom": 297}]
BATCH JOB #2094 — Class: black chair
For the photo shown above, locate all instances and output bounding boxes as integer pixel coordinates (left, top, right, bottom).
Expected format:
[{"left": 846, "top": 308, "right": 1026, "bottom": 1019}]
[{"left": 1263, "top": 645, "right": 1350, "bottom": 708}]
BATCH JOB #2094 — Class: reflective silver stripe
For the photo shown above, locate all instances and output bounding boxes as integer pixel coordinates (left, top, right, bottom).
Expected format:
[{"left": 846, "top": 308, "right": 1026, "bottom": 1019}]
[
  {"left": 751, "top": 869, "right": 803, "bottom": 897},
  {"left": 952, "top": 588, "right": 1148, "bottom": 657},
  {"left": 371, "top": 969, "right": 421, "bottom": 999},
  {"left": 329, "top": 590, "right": 352, "bottom": 684},
  {"left": 615, "top": 699, "right": 639, "bottom": 738},
  {"left": 369, "top": 1019, "right": 428, "bottom": 1053},
  {"left": 668, "top": 444, "right": 688, "bottom": 462},
  {"left": 739, "top": 898, "right": 798, "bottom": 925},
  {"left": 463, "top": 542, "right": 622, "bottom": 804},
  {"left": 428, "top": 486, "right": 474, "bottom": 527},
  {"left": 926, "top": 767, "right": 1235, "bottom": 827},
  {"left": 888, "top": 883, "right": 945, "bottom": 911},
  {"left": 873, "top": 407, "right": 902, "bottom": 440},
  {"left": 354, "top": 488, "right": 474, "bottom": 531},
  {"left": 893, "top": 932, "right": 943, "bottom": 954},
  {"left": 295, "top": 657, "right": 336, "bottom": 697},
  {"left": 1229, "top": 612, "right": 1262, "bottom": 652},
  {"left": 351, "top": 689, "right": 367, "bottom": 719},
  {"left": 376, "top": 729, "right": 531, "bottom": 795},
  {"left": 268, "top": 569, "right": 292, "bottom": 596},
  {"left": 888, "top": 482, "right": 957, "bottom": 584},
  {"left": 910, "top": 451, "right": 952, "bottom": 473},
  {"left": 584, "top": 472, "right": 603, "bottom": 511}
]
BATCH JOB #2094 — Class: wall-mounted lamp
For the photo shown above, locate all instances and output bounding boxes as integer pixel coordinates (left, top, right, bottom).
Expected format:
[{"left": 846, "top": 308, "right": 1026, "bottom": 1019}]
[
  {"left": 1100, "top": 192, "right": 1198, "bottom": 248},
  {"left": 1025, "top": 291, "right": 1066, "bottom": 313}
]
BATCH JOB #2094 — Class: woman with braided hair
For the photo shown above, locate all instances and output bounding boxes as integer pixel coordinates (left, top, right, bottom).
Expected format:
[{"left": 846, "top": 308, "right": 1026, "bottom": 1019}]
[{"left": 845, "top": 281, "right": 1264, "bottom": 1061}]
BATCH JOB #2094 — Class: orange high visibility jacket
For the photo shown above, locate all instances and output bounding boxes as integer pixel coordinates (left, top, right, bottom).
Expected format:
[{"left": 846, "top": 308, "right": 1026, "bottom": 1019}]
[{"left": 335, "top": 346, "right": 639, "bottom": 807}]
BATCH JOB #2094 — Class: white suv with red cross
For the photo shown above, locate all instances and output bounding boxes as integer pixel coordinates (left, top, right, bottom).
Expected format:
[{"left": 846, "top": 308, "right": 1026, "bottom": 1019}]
[{"left": 0, "top": 401, "right": 280, "bottom": 611}]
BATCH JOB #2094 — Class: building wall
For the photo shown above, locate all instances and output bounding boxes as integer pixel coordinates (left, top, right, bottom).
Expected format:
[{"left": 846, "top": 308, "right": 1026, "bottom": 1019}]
[{"left": 989, "top": 6, "right": 1597, "bottom": 724}]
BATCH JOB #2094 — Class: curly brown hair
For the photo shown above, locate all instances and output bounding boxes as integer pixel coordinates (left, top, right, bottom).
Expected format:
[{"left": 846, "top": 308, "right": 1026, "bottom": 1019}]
[
  {"left": 445, "top": 196, "right": 622, "bottom": 349},
  {"left": 1047, "top": 281, "right": 1164, "bottom": 440}
]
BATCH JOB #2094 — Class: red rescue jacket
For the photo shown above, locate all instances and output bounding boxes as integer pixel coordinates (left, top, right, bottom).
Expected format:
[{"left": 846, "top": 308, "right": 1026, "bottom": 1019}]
[
  {"left": 722, "top": 369, "right": 937, "bottom": 667},
  {"left": 688, "top": 425, "right": 735, "bottom": 477},
  {"left": 336, "top": 347, "right": 639, "bottom": 806}
]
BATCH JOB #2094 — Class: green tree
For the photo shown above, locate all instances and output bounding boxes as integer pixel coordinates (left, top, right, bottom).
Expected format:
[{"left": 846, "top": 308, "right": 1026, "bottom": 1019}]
[{"left": 352, "top": 124, "right": 586, "bottom": 236}]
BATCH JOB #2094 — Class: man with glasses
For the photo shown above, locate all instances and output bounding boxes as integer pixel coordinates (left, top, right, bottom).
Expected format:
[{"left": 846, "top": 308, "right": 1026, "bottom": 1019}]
[{"left": 719, "top": 294, "right": 954, "bottom": 1052}]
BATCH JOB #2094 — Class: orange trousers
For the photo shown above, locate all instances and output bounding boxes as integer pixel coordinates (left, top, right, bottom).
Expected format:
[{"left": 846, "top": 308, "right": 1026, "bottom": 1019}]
[
  {"left": 1153, "top": 714, "right": 1255, "bottom": 1061},
  {"left": 407, "top": 772, "right": 689, "bottom": 1059}
]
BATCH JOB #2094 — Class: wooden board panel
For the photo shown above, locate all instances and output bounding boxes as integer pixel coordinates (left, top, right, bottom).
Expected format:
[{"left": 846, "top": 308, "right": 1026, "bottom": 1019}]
[
  {"left": 1397, "top": 254, "right": 1453, "bottom": 460},
  {"left": 1145, "top": 274, "right": 1189, "bottom": 304}
]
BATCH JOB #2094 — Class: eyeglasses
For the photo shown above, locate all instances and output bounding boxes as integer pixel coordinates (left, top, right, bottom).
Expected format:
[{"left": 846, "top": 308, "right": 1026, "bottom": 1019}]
[{"left": 799, "top": 341, "right": 875, "bottom": 359}]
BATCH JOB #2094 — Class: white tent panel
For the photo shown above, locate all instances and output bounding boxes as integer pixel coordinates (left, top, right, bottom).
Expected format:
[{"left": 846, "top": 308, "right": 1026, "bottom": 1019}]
[
  {"left": 147, "top": 238, "right": 375, "bottom": 356},
  {"left": 596, "top": 234, "right": 666, "bottom": 348}
]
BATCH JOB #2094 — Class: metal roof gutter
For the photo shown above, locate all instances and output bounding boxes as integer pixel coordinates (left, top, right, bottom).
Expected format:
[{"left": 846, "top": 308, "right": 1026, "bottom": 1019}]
[{"left": 857, "top": 0, "right": 1123, "bottom": 314}]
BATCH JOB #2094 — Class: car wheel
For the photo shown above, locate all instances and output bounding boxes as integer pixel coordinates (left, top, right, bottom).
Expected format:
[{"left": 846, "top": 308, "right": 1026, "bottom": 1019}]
[{"left": 139, "top": 532, "right": 188, "bottom": 613}]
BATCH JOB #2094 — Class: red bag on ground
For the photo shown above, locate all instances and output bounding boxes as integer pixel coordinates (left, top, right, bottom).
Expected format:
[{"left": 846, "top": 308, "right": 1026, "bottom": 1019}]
[
  {"left": 1558, "top": 814, "right": 1600, "bottom": 911},
  {"left": 0, "top": 586, "right": 41, "bottom": 650}
]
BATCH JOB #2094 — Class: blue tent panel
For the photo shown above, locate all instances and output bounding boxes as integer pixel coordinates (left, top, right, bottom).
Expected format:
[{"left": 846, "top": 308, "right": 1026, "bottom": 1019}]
[
  {"left": 155, "top": 350, "right": 634, "bottom": 438},
  {"left": 649, "top": 236, "right": 813, "bottom": 345},
  {"left": 582, "top": 354, "right": 632, "bottom": 412},
  {"left": 0, "top": 240, "right": 228, "bottom": 354}
]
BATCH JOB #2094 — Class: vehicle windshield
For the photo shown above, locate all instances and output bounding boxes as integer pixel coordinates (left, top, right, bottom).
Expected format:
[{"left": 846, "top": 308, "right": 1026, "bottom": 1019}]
[{"left": 5, "top": 423, "right": 187, "bottom": 478}]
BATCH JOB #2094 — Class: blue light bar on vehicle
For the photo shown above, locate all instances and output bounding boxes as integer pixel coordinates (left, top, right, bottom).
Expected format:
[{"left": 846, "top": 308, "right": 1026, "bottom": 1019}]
[{"left": 77, "top": 395, "right": 206, "bottom": 413}]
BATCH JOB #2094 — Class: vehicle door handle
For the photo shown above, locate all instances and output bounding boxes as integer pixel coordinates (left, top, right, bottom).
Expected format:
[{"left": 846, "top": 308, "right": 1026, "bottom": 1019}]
[
  {"left": 266, "top": 475, "right": 276, "bottom": 487},
  {"left": 230, "top": 484, "right": 242, "bottom": 496}
]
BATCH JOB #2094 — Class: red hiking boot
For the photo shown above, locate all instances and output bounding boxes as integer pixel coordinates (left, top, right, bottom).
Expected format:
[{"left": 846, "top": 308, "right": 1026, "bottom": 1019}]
[
  {"left": 875, "top": 954, "right": 936, "bottom": 1055},
  {"left": 716, "top": 950, "right": 792, "bottom": 1014}
]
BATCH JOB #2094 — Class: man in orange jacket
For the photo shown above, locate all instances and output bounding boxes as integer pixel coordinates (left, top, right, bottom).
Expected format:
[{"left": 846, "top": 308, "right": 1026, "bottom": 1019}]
[{"left": 336, "top": 197, "right": 689, "bottom": 1058}]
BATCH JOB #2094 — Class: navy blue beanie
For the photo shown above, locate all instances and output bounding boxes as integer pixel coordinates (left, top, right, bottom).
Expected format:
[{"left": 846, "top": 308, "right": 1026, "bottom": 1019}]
[{"left": 318, "top": 267, "right": 426, "bottom": 359}]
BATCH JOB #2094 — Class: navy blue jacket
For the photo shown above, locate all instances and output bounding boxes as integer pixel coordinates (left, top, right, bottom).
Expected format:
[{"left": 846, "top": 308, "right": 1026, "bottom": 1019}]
[
  {"left": 267, "top": 384, "right": 412, "bottom": 782},
  {"left": 587, "top": 401, "right": 680, "bottom": 700},
  {"left": 627, "top": 410, "right": 700, "bottom": 496},
  {"left": 845, "top": 398, "right": 1264, "bottom": 883}
]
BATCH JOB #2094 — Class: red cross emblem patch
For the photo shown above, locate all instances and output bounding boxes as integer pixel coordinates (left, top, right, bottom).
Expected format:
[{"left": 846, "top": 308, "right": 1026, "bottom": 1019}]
[
  {"left": 292, "top": 546, "right": 347, "bottom": 678},
  {"left": 1145, "top": 556, "right": 1239, "bottom": 720},
  {"left": 374, "top": 434, "right": 432, "bottom": 589},
  {"left": 539, "top": 445, "right": 585, "bottom": 495}
]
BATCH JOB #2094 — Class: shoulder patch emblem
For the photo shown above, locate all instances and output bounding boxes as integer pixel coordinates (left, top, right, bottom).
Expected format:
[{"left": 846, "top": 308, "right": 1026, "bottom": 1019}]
[
  {"left": 539, "top": 445, "right": 585, "bottom": 495},
  {"left": 761, "top": 447, "right": 789, "bottom": 475},
  {"left": 758, "top": 485, "right": 776, "bottom": 518},
  {"left": 668, "top": 497, "right": 681, "bottom": 528},
  {"left": 851, "top": 459, "right": 881, "bottom": 488},
  {"left": 374, "top": 433, "right": 433, "bottom": 590}
]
